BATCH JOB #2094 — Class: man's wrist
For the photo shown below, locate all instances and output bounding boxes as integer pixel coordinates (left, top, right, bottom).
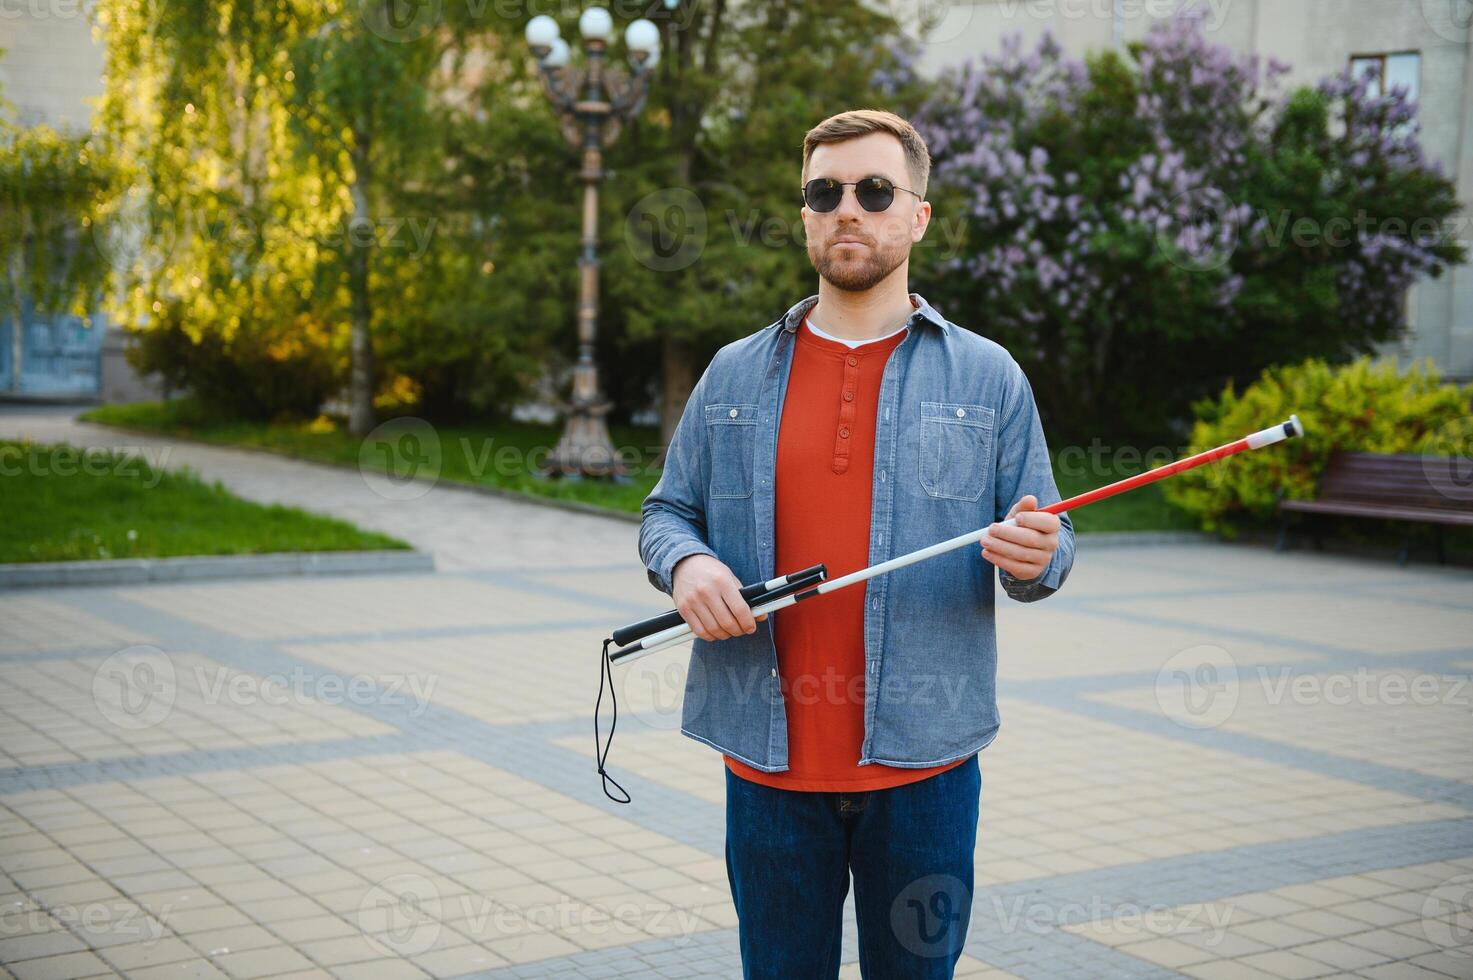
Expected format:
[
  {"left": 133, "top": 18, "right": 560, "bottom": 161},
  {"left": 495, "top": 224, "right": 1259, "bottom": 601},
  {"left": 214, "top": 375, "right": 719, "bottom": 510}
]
[
  {"left": 662, "top": 543, "right": 717, "bottom": 594},
  {"left": 671, "top": 553, "right": 699, "bottom": 589}
]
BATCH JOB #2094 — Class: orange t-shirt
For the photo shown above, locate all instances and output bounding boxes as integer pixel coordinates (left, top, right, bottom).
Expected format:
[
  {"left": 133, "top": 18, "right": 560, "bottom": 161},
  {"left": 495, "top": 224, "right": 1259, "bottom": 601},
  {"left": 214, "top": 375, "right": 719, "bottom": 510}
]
[{"left": 723, "top": 306, "right": 971, "bottom": 791}]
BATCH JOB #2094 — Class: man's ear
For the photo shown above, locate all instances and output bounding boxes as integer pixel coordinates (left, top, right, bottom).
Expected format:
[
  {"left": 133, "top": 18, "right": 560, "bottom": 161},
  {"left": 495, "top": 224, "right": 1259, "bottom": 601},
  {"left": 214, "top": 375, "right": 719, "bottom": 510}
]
[{"left": 912, "top": 201, "right": 931, "bottom": 242}]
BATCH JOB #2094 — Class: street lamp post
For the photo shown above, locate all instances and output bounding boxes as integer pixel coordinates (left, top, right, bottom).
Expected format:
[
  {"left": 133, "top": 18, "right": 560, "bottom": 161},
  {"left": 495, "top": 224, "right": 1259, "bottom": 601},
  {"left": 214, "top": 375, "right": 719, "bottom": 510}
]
[{"left": 526, "top": 9, "right": 660, "bottom": 479}]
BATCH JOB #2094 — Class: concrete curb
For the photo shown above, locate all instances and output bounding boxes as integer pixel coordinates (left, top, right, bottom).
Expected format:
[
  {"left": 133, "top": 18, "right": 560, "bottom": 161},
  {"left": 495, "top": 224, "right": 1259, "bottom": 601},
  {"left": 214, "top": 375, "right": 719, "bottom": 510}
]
[{"left": 0, "top": 549, "right": 435, "bottom": 590}]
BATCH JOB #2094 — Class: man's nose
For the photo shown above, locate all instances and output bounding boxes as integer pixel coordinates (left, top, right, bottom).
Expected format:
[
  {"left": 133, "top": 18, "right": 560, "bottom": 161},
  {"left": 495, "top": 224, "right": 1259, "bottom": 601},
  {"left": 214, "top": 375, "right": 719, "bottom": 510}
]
[{"left": 833, "top": 187, "right": 867, "bottom": 221}]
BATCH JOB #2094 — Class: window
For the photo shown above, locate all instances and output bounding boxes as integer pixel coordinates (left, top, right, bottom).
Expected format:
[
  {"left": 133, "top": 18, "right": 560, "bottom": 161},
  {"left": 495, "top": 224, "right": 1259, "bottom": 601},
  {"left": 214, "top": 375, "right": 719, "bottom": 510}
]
[
  {"left": 1349, "top": 52, "right": 1421, "bottom": 101},
  {"left": 1349, "top": 52, "right": 1421, "bottom": 145}
]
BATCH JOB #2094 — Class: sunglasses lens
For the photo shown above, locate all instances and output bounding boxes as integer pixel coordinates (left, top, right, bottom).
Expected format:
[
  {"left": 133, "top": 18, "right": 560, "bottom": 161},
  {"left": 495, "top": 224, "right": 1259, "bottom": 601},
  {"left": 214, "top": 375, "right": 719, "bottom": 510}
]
[
  {"left": 856, "top": 178, "right": 895, "bottom": 212},
  {"left": 805, "top": 179, "right": 842, "bottom": 212}
]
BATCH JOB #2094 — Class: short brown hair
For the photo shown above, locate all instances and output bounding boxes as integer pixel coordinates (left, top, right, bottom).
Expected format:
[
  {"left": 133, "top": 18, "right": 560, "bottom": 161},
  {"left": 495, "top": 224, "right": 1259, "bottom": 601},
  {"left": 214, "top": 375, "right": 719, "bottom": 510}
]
[{"left": 802, "top": 109, "right": 931, "bottom": 200}]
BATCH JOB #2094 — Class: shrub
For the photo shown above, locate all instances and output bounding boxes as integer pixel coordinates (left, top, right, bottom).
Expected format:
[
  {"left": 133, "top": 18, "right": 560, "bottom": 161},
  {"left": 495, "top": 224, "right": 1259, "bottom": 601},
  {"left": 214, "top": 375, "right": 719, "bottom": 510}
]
[
  {"left": 126, "top": 307, "right": 341, "bottom": 422},
  {"left": 1163, "top": 356, "right": 1473, "bottom": 536}
]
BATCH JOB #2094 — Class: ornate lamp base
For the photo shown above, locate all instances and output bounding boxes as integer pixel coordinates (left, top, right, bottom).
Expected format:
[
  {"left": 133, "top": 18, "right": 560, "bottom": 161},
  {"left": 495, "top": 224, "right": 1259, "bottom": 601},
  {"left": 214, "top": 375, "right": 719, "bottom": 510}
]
[{"left": 542, "top": 402, "right": 628, "bottom": 480}]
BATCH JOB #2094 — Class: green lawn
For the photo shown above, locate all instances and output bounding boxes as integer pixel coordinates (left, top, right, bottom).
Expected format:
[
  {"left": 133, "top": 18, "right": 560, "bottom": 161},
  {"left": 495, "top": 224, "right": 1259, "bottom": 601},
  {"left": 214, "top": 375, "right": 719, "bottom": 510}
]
[
  {"left": 1053, "top": 458, "right": 1199, "bottom": 534},
  {"left": 1, "top": 439, "right": 409, "bottom": 563},
  {"left": 81, "top": 399, "right": 1196, "bottom": 533},
  {"left": 83, "top": 400, "right": 662, "bottom": 514}
]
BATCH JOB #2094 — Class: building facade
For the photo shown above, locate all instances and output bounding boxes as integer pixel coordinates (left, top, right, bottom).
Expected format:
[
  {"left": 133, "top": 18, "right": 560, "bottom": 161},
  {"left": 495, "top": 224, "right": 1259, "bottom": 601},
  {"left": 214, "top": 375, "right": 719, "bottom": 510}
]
[{"left": 0, "top": 3, "right": 144, "bottom": 399}]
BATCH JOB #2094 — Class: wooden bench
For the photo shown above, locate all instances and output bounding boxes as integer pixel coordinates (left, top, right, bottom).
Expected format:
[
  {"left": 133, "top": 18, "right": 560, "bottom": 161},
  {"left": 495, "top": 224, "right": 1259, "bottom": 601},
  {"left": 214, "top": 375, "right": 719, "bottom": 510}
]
[{"left": 1276, "top": 451, "right": 1473, "bottom": 565}]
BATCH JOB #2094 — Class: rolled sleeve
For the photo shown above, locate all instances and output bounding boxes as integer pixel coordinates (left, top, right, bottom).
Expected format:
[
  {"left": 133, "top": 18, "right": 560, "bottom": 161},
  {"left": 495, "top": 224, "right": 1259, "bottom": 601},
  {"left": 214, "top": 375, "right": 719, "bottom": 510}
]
[
  {"left": 648, "top": 540, "right": 719, "bottom": 597},
  {"left": 992, "top": 359, "right": 1075, "bottom": 603}
]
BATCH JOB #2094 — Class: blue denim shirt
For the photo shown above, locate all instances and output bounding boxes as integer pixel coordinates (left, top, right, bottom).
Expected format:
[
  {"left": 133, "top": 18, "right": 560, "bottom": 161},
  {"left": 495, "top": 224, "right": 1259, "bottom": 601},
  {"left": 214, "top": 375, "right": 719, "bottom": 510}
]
[{"left": 638, "top": 292, "right": 1075, "bottom": 772}]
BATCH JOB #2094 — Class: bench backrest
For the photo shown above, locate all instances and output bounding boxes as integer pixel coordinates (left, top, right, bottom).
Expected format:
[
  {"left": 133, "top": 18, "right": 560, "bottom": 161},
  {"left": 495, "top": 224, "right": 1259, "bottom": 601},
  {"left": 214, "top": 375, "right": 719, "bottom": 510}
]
[{"left": 1320, "top": 451, "right": 1473, "bottom": 512}]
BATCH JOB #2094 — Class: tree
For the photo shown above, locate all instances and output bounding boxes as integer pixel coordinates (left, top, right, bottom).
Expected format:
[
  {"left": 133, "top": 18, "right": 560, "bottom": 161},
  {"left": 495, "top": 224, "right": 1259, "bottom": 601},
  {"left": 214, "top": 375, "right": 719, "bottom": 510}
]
[
  {"left": 92, "top": 0, "right": 529, "bottom": 428},
  {"left": 592, "top": 0, "right": 938, "bottom": 452},
  {"left": 286, "top": 1, "right": 447, "bottom": 434},
  {"left": 94, "top": 0, "right": 348, "bottom": 420},
  {"left": 913, "top": 13, "right": 1465, "bottom": 443}
]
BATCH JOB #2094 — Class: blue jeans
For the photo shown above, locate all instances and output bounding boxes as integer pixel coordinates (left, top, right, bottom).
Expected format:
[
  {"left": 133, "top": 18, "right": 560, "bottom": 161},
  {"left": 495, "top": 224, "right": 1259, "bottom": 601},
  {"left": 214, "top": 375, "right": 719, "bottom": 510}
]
[{"left": 723, "top": 755, "right": 981, "bottom": 978}]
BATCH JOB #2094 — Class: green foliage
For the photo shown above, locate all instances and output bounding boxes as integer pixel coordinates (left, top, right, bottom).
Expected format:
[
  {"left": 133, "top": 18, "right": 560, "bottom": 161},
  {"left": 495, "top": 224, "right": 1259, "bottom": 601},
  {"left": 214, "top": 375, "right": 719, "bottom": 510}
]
[
  {"left": 94, "top": 0, "right": 348, "bottom": 418},
  {"left": 381, "top": 79, "right": 573, "bottom": 421},
  {"left": 127, "top": 306, "right": 339, "bottom": 421},
  {"left": 1163, "top": 357, "right": 1473, "bottom": 535},
  {"left": 562, "top": 0, "right": 933, "bottom": 422},
  {"left": 1232, "top": 83, "right": 1467, "bottom": 370},
  {"left": 917, "top": 20, "right": 1466, "bottom": 444},
  {"left": 92, "top": 0, "right": 535, "bottom": 424},
  {"left": 85, "top": 0, "right": 938, "bottom": 425}
]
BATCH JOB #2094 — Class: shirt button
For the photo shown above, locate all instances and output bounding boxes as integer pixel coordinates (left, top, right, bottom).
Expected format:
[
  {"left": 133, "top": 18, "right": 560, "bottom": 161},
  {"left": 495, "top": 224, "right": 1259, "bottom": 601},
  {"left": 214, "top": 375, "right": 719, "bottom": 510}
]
[
  {"left": 839, "top": 427, "right": 850, "bottom": 438},
  {"left": 847, "top": 356, "right": 858, "bottom": 366},
  {"left": 770, "top": 667, "right": 777, "bottom": 677},
  {"left": 729, "top": 408, "right": 739, "bottom": 418},
  {"left": 879, "top": 470, "right": 886, "bottom": 482},
  {"left": 956, "top": 408, "right": 966, "bottom": 418},
  {"left": 843, "top": 391, "right": 854, "bottom": 401}
]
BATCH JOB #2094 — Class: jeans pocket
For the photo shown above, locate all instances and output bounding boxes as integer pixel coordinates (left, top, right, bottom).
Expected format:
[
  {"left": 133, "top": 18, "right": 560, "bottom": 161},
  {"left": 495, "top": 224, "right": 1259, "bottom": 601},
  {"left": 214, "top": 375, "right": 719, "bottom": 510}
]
[
  {"left": 706, "top": 403, "right": 759, "bottom": 498},
  {"left": 918, "top": 401, "right": 994, "bottom": 501}
]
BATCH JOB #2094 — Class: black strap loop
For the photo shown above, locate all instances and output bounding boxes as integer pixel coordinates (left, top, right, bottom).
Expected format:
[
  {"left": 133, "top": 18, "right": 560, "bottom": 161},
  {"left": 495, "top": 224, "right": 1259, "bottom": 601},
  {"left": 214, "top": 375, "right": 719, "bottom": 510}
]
[{"left": 595, "top": 638, "right": 631, "bottom": 804}]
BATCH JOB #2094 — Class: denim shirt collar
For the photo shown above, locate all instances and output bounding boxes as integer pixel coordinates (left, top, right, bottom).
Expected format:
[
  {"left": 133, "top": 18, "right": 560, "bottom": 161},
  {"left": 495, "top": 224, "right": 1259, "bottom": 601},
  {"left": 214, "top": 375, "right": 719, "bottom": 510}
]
[{"left": 769, "top": 291, "right": 951, "bottom": 336}]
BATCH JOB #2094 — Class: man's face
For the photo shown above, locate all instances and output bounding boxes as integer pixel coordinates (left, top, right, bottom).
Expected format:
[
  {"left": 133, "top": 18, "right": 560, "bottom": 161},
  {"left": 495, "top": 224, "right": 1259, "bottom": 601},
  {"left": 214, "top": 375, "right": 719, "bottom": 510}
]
[{"left": 802, "top": 132, "right": 930, "bottom": 293}]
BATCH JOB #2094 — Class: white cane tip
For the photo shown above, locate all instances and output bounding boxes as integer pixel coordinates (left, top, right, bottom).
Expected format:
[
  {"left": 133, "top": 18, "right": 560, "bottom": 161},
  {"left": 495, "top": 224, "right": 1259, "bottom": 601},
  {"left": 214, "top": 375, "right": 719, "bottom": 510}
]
[{"left": 1288, "top": 413, "right": 1305, "bottom": 438}]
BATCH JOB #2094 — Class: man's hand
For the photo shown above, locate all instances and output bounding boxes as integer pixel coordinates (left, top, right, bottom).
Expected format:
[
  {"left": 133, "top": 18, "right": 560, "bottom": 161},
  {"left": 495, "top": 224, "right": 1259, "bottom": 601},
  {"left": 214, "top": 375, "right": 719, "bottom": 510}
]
[
  {"left": 671, "top": 554, "right": 769, "bottom": 641},
  {"left": 980, "top": 494, "right": 1061, "bottom": 582}
]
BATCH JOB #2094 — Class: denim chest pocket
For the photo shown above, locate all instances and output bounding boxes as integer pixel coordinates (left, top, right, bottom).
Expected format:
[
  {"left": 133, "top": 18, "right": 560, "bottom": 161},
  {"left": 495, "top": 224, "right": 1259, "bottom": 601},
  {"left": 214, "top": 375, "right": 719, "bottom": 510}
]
[
  {"left": 706, "top": 403, "right": 759, "bottom": 498},
  {"left": 918, "top": 401, "right": 995, "bottom": 501}
]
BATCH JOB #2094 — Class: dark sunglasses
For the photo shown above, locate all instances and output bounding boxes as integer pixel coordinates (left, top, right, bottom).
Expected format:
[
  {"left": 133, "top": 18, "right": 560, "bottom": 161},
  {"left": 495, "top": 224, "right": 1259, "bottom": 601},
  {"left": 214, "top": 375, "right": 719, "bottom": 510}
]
[{"left": 802, "top": 176, "right": 922, "bottom": 213}]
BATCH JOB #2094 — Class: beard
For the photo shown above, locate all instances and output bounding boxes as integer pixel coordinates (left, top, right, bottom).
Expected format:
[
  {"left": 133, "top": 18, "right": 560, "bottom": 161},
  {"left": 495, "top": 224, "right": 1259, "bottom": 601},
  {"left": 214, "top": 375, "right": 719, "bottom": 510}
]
[{"left": 807, "top": 232, "right": 909, "bottom": 292}]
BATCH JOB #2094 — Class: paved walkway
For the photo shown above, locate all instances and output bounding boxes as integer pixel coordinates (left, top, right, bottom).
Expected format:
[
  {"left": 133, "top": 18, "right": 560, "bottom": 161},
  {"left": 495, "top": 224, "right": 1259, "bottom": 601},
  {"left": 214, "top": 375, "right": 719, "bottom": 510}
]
[{"left": 1, "top": 407, "right": 1471, "bottom": 979}]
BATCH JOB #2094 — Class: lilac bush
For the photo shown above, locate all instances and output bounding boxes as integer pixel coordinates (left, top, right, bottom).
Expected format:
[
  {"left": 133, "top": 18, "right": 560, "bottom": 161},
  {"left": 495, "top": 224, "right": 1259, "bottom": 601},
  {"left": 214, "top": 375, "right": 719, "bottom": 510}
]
[{"left": 911, "top": 12, "right": 1465, "bottom": 443}]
